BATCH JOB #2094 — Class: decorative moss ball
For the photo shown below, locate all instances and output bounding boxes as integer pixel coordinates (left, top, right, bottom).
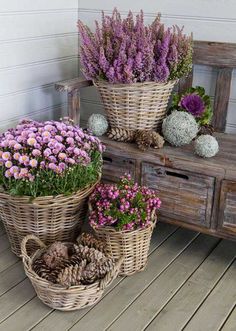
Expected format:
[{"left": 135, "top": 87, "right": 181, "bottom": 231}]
[
  {"left": 194, "top": 134, "right": 219, "bottom": 158},
  {"left": 162, "top": 110, "right": 199, "bottom": 146},
  {"left": 87, "top": 114, "right": 108, "bottom": 136}
]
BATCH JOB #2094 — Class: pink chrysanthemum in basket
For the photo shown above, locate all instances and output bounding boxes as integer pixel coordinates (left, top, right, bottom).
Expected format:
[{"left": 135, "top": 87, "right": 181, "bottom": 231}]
[
  {"left": 89, "top": 174, "right": 161, "bottom": 231},
  {"left": 0, "top": 118, "right": 105, "bottom": 197}
]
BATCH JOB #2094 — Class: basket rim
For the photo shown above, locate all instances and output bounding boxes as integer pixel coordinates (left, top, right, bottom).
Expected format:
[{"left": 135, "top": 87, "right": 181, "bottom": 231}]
[
  {"left": 0, "top": 172, "right": 101, "bottom": 201},
  {"left": 92, "top": 218, "right": 157, "bottom": 235},
  {"left": 93, "top": 79, "right": 178, "bottom": 89}
]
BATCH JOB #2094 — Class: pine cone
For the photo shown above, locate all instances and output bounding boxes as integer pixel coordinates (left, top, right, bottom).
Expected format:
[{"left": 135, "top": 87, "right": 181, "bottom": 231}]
[
  {"left": 77, "top": 233, "right": 107, "bottom": 254},
  {"left": 135, "top": 130, "right": 153, "bottom": 151},
  {"left": 32, "top": 258, "right": 59, "bottom": 283},
  {"left": 96, "top": 258, "right": 115, "bottom": 279},
  {"left": 81, "top": 262, "right": 98, "bottom": 284},
  {"left": 57, "top": 260, "right": 87, "bottom": 287},
  {"left": 198, "top": 124, "right": 214, "bottom": 136},
  {"left": 107, "top": 127, "right": 136, "bottom": 142},
  {"left": 43, "top": 242, "right": 69, "bottom": 269},
  {"left": 76, "top": 245, "right": 106, "bottom": 263},
  {"left": 151, "top": 131, "right": 165, "bottom": 149}
]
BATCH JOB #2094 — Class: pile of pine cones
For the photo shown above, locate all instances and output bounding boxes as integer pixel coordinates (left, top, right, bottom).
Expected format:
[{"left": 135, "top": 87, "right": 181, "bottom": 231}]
[
  {"left": 107, "top": 127, "right": 165, "bottom": 151},
  {"left": 32, "top": 233, "right": 115, "bottom": 287}
]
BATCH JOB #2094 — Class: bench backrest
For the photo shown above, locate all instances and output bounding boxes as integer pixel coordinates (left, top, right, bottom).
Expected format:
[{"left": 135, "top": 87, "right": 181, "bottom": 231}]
[{"left": 179, "top": 41, "right": 236, "bottom": 132}]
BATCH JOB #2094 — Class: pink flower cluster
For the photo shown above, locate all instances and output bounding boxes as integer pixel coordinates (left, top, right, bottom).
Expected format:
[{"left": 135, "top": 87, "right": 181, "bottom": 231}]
[
  {"left": 89, "top": 174, "right": 161, "bottom": 231},
  {"left": 0, "top": 118, "right": 105, "bottom": 182}
]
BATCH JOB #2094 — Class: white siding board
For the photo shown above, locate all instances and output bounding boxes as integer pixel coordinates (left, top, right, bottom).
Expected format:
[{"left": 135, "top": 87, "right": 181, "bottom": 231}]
[
  {"left": 0, "top": 58, "right": 78, "bottom": 96},
  {"left": 0, "top": 85, "right": 66, "bottom": 122},
  {"left": 0, "top": 0, "right": 78, "bottom": 12},
  {"left": 0, "top": 35, "right": 78, "bottom": 69},
  {"left": 0, "top": 12, "right": 78, "bottom": 42}
]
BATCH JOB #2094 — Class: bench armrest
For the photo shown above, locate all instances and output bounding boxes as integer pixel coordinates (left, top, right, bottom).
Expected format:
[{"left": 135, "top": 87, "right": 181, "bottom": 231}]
[
  {"left": 55, "top": 78, "right": 93, "bottom": 93},
  {"left": 55, "top": 78, "right": 93, "bottom": 124}
]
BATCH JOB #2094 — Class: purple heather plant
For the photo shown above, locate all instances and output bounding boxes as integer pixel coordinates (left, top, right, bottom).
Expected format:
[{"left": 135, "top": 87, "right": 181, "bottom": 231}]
[
  {"left": 0, "top": 118, "right": 104, "bottom": 197},
  {"left": 89, "top": 174, "right": 161, "bottom": 231},
  {"left": 78, "top": 8, "right": 192, "bottom": 84}
]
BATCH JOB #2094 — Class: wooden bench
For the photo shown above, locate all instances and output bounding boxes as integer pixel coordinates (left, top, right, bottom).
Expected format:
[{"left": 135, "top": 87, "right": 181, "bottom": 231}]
[{"left": 55, "top": 40, "right": 236, "bottom": 241}]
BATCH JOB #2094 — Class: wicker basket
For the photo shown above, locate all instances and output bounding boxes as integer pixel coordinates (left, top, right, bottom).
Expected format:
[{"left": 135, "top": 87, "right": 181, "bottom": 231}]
[
  {"left": 0, "top": 177, "right": 100, "bottom": 257},
  {"left": 94, "top": 80, "right": 177, "bottom": 131},
  {"left": 93, "top": 220, "right": 156, "bottom": 276},
  {"left": 21, "top": 234, "right": 123, "bottom": 311}
]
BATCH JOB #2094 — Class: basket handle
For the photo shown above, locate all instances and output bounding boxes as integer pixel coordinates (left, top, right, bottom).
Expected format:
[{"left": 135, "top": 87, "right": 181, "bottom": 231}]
[
  {"left": 20, "top": 234, "right": 46, "bottom": 265},
  {"left": 99, "top": 256, "right": 124, "bottom": 290}
]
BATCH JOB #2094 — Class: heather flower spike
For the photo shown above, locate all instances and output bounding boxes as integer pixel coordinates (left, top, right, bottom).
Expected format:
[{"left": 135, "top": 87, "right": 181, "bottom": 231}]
[{"left": 78, "top": 8, "right": 192, "bottom": 84}]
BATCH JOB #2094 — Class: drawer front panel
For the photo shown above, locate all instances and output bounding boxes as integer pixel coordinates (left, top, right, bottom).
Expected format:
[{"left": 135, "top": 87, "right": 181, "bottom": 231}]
[
  {"left": 141, "top": 163, "right": 215, "bottom": 228},
  {"left": 219, "top": 180, "right": 236, "bottom": 234},
  {"left": 102, "top": 153, "right": 136, "bottom": 183}
]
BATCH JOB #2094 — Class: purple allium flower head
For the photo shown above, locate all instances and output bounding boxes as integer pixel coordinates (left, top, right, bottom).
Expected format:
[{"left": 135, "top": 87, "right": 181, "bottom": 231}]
[{"left": 180, "top": 93, "right": 205, "bottom": 117}]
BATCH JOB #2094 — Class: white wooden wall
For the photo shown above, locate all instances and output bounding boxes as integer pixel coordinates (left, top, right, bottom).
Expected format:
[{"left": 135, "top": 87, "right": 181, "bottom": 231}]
[
  {"left": 78, "top": 1, "right": 236, "bottom": 133},
  {"left": 0, "top": 0, "right": 79, "bottom": 132}
]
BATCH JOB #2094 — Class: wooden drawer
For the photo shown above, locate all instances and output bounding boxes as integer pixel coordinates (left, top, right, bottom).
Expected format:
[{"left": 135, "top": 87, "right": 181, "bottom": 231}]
[
  {"left": 218, "top": 180, "right": 236, "bottom": 234},
  {"left": 102, "top": 153, "right": 136, "bottom": 183},
  {"left": 141, "top": 163, "right": 215, "bottom": 228}
]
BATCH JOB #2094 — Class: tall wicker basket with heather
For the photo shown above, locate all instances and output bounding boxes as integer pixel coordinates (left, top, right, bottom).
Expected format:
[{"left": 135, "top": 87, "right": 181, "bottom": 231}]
[{"left": 78, "top": 8, "right": 192, "bottom": 131}]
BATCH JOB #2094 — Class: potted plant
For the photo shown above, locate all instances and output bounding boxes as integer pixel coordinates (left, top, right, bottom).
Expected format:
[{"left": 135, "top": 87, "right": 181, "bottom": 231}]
[
  {"left": 78, "top": 8, "right": 193, "bottom": 131},
  {"left": 170, "top": 86, "right": 213, "bottom": 127},
  {"left": 0, "top": 118, "right": 104, "bottom": 256},
  {"left": 89, "top": 174, "right": 161, "bottom": 275}
]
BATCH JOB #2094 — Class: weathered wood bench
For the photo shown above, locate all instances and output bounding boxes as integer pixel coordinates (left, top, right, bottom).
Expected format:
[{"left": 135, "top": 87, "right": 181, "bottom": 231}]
[{"left": 55, "top": 40, "right": 236, "bottom": 241}]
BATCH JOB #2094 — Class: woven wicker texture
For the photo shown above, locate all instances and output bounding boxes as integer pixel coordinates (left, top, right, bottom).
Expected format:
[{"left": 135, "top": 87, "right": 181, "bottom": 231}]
[
  {"left": 94, "top": 221, "right": 156, "bottom": 276},
  {"left": 0, "top": 178, "right": 99, "bottom": 257},
  {"left": 21, "top": 235, "right": 122, "bottom": 311},
  {"left": 94, "top": 80, "right": 176, "bottom": 131}
]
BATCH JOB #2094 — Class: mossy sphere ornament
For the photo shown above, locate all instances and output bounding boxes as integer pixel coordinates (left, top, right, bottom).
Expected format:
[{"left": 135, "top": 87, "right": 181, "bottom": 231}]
[
  {"left": 194, "top": 134, "right": 219, "bottom": 158},
  {"left": 87, "top": 114, "right": 108, "bottom": 136},
  {"left": 162, "top": 110, "right": 199, "bottom": 146}
]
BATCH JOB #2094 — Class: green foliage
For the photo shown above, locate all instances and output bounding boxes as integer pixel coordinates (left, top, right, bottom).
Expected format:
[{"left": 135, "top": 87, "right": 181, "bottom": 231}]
[{"left": 0, "top": 151, "right": 102, "bottom": 198}]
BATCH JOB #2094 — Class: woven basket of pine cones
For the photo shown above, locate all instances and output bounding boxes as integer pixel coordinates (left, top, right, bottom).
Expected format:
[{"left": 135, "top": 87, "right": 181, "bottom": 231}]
[
  {"left": 93, "top": 218, "right": 156, "bottom": 276},
  {"left": 0, "top": 175, "right": 100, "bottom": 257},
  {"left": 21, "top": 234, "right": 123, "bottom": 311},
  {"left": 94, "top": 80, "right": 177, "bottom": 131}
]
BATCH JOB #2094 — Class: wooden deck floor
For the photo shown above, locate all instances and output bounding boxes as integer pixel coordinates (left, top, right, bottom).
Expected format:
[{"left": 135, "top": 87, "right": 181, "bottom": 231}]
[{"left": 0, "top": 221, "right": 235, "bottom": 331}]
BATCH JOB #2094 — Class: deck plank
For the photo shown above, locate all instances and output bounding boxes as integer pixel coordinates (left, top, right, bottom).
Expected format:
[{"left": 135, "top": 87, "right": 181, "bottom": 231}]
[
  {"left": 0, "top": 296, "right": 50, "bottom": 331},
  {"left": 0, "top": 234, "right": 10, "bottom": 253},
  {"left": 0, "top": 262, "right": 26, "bottom": 297},
  {"left": 146, "top": 240, "right": 236, "bottom": 331},
  {"left": 31, "top": 223, "right": 178, "bottom": 331},
  {"left": 68, "top": 228, "right": 199, "bottom": 331},
  {"left": 106, "top": 234, "right": 219, "bottom": 331},
  {"left": 0, "top": 249, "right": 19, "bottom": 273},
  {"left": 221, "top": 307, "right": 236, "bottom": 331},
  {"left": 0, "top": 221, "right": 6, "bottom": 236},
  {"left": 0, "top": 279, "right": 36, "bottom": 323},
  {"left": 183, "top": 260, "right": 236, "bottom": 331}
]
